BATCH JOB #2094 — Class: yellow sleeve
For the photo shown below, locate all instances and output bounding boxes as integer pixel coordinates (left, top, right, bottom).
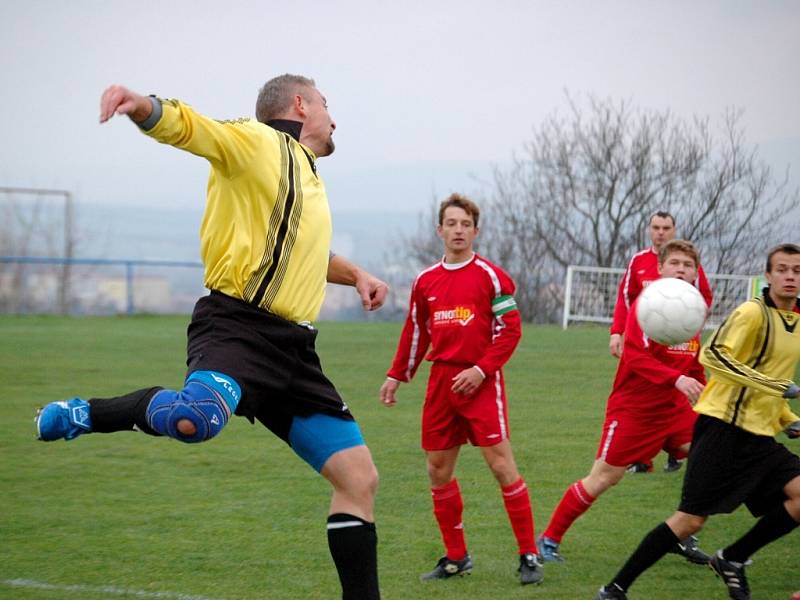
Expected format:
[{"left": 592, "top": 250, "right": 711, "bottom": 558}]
[
  {"left": 143, "top": 98, "right": 260, "bottom": 178},
  {"left": 700, "top": 302, "right": 796, "bottom": 398},
  {"left": 779, "top": 403, "right": 800, "bottom": 428}
]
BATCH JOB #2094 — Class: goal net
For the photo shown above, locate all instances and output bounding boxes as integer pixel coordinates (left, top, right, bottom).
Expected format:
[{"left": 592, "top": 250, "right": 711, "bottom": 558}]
[{"left": 562, "top": 265, "right": 755, "bottom": 331}]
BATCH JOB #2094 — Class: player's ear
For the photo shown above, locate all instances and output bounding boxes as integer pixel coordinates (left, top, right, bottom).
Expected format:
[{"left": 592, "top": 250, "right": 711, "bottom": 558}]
[{"left": 293, "top": 94, "right": 306, "bottom": 117}]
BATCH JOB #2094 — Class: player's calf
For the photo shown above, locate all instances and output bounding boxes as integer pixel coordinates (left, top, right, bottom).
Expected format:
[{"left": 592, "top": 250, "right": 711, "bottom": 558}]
[{"left": 145, "top": 370, "right": 240, "bottom": 443}]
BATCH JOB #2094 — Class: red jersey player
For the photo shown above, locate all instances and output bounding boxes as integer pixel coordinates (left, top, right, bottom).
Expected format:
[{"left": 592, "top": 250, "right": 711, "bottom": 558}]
[
  {"left": 379, "top": 194, "right": 543, "bottom": 585},
  {"left": 536, "top": 240, "right": 711, "bottom": 566},
  {"left": 609, "top": 212, "right": 713, "bottom": 358},
  {"left": 610, "top": 212, "right": 713, "bottom": 474}
]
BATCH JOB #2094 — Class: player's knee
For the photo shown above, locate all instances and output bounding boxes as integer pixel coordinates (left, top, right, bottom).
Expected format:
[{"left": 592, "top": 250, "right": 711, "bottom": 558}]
[
  {"left": 488, "top": 460, "right": 515, "bottom": 483},
  {"left": 426, "top": 461, "right": 452, "bottom": 486},
  {"left": 669, "top": 512, "right": 705, "bottom": 537},
  {"left": 601, "top": 470, "right": 625, "bottom": 489},
  {"left": 362, "top": 461, "right": 379, "bottom": 497},
  {"left": 145, "top": 370, "right": 241, "bottom": 443},
  {"left": 176, "top": 418, "right": 197, "bottom": 437},
  {"left": 349, "top": 461, "right": 379, "bottom": 504}
]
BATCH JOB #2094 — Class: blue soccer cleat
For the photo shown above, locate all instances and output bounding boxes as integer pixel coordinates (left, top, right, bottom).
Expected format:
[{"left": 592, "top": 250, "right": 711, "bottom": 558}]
[
  {"left": 36, "top": 398, "right": 92, "bottom": 441},
  {"left": 537, "top": 535, "right": 565, "bottom": 562}
]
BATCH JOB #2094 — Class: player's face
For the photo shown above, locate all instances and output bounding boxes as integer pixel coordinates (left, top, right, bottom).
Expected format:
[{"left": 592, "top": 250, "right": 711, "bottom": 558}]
[
  {"left": 648, "top": 216, "right": 675, "bottom": 250},
  {"left": 766, "top": 252, "right": 800, "bottom": 303},
  {"left": 437, "top": 207, "right": 478, "bottom": 256},
  {"left": 300, "top": 87, "right": 336, "bottom": 157},
  {"left": 658, "top": 251, "right": 697, "bottom": 283}
]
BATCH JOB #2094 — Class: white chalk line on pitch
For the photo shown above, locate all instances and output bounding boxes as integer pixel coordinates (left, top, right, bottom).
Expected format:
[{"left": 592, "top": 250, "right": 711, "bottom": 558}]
[{"left": 2, "top": 578, "right": 225, "bottom": 600}]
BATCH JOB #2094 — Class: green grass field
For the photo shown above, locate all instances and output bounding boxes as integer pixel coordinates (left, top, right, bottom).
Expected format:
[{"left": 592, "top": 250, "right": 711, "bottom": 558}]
[{"left": 1, "top": 316, "right": 797, "bottom": 599}]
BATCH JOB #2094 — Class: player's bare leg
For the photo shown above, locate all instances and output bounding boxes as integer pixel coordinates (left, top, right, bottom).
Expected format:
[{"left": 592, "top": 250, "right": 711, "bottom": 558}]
[
  {"left": 426, "top": 446, "right": 460, "bottom": 486},
  {"left": 323, "top": 445, "right": 378, "bottom": 520}
]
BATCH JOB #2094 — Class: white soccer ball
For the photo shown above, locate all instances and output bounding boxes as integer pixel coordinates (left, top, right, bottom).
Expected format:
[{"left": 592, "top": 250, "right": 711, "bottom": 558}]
[{"left": 636, "top": 277, "right": 707, "bottom": 346}]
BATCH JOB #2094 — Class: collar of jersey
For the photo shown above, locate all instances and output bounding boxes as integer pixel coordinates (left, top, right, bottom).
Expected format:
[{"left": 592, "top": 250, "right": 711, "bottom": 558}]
[
  {"left": 441, "top": 253, "right": 475, "bottom": 270},
  {"left": 266, "top": 119, "right": 303, "bottom": 141}
]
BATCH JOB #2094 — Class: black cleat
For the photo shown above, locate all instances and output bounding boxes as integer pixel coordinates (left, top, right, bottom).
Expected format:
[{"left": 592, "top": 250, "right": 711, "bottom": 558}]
[
  {"left": 421, "top": 554, "right": 473, "bottom": 580},
  {"left": 626, "top": 462, "right": 653, "bottom": 473},
  {"left": 595, "top": 583, "right": 628, "bottom": 599},
  {"left": 708, "top": 550, "right": 751, "bottom": 599},
  {"left": 518, "top": 552, "right": 544, "bottom": 585},
  {"left": 664, "top": 455, "right": 683, "bottom": 472},
  {"left": 668, "top": 534, "right": 711, "bottom": 564}
]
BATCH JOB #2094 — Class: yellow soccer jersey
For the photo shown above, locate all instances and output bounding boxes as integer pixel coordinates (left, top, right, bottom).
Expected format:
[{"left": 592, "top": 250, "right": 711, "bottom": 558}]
[
  {"left": 143, "top": 98, "right": 330, "bottom": 323},
  {"left": 697, "top": 293, "right": 800, "bottom": 436}
]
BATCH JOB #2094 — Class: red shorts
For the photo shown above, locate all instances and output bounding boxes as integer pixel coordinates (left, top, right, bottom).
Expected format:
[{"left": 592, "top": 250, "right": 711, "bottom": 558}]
[
  {"left": 421, "top": 362, "right": 510, "bottom": 451},
  {"left": 596, "top": 401, "right": 697, "bottom": 467}
]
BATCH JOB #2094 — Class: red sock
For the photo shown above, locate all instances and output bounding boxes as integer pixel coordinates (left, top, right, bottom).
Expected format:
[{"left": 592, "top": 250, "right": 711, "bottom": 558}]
[
  {"left": 431, "top": 478, "right": 467, "bottom": 560},
  {"left": 543, "top": 480, "right": 595, "bottom": 543},
  {"left": 501, "top": 478, "right": 536, "bottom": 555}
]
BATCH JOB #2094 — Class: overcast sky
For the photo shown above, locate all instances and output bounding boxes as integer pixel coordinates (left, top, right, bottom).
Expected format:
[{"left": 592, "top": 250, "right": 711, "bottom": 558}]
[{"left": 1, "top": 0, "right": 798, "bottom": 215}]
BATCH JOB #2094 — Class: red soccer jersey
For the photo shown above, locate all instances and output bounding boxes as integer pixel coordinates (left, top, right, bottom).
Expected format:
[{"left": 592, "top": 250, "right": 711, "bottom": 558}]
[
  {"left": 606, "top": 294, "right": 706, "bottom": 416},
  {"left": 610, "top": 247, "right": 713, "bottom": 335},
  {"left": 387, "top": 254, "right": 521, "bottom": 382}
]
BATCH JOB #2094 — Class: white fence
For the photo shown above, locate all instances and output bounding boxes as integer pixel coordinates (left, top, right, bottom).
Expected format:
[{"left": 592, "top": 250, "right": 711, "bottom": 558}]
[{"left": 562, "top": 265, "right": 757, "bottom": 330}]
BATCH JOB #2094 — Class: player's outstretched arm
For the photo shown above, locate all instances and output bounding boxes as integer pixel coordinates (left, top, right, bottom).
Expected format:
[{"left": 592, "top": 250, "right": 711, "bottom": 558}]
[
  {"left": 99, "top": 85, "right": 152, "bottom": 124},
  {"left": 379, "top": 378, "right": 400, "bottom": 407}
]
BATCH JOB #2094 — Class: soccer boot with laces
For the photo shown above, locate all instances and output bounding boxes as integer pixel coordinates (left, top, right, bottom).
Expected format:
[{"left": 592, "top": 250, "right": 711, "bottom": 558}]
[
  {"left": 35, "top": 398, "right": 92, "bottom": 441},
  {"left": 664, "top": 454, "right": 683, "bottom": 472},
  {"left": 709, "top": 550, "right": 751, "bottom": 600},
  {"left": 594, "top": 583, "right": 628, "bottom": 599},
  {"left": 668, "top": 534, "right": 711, "bottom": 564},
  {"left": 420, "top": 554, "right": 473, "bottom": 580},
  {"left": 536, "top": 534, "right": 565, "bottom": 562},
  {"left": 518, "top": 552, "right": 544, "bottom": 585}
]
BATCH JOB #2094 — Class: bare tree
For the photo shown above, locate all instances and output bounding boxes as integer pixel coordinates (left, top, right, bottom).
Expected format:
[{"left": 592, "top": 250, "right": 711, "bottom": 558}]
[{"left": 395, "top": 93, "right": 798, "bottom": 322}]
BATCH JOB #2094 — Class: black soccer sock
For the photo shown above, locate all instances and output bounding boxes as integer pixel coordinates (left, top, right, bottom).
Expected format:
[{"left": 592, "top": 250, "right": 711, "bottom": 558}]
[
  {"left": 723, "top": 503, "right": 799, "bottom": 563},
  {"left": 327, "top": 513, "right": 380, "bottom": 600},
  {"left": 88, "top": 387, "right": 163, "bottom": 434},
  {"left": 608, "top": 522, "right": 680, "bottom": 592}
]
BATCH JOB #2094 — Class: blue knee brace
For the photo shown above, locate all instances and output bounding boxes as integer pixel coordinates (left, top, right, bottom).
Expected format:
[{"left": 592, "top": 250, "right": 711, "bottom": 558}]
[{"left": 145, "top": 370, "right": 241, "bottom": 443}]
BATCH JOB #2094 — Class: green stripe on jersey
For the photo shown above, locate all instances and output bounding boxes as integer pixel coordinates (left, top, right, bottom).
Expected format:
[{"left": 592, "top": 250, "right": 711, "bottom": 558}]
[{"left": 492, "top": 295, "right": 517, "bottom": 315}]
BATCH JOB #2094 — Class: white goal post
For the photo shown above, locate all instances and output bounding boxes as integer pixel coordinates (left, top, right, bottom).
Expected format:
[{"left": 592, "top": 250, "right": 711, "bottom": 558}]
[{"left": 562, "top": 265, "right": 756, "bottom": 331}]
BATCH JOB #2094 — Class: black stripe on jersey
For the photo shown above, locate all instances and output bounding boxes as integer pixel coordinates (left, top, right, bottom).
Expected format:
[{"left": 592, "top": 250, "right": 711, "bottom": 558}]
[
  {"left": 731, "top": 300, "right": 771, "bottom": 426},
  {"left": 252, "top": 135, "right": 298, "bottom": 307},
  {"left": 243, "top": 135, "right": 290, "bottom": 302},
  {"left": 261, "top": 153, "right": 304, "bottom": 308}
]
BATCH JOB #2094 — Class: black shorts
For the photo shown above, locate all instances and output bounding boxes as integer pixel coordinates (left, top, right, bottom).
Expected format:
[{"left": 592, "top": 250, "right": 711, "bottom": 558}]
[
  {"left": 679, "top": 415, "right": 800, "bottom": 517},
  {"left": 185, "top": 291, "right": 353, "bottom": 442}
]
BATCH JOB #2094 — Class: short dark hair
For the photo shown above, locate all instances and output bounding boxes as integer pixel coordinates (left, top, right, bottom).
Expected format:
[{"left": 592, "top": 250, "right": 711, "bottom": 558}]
[
  {"left": 658, "top": 239, "right": 699, "bottom": 268},
  {"left": 438, "top": 193, "right": 480, "bottom": 227},
  {"left": 766, "top": 243, "right": 800, "bottom": 272},
  {"left": 649, "top": 211, "right": 675, "bottom": 227},
  {"left": 255, "top": 74, "right": 316, "bottom": 124}
]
